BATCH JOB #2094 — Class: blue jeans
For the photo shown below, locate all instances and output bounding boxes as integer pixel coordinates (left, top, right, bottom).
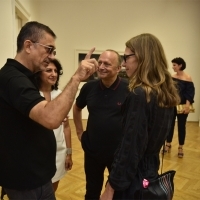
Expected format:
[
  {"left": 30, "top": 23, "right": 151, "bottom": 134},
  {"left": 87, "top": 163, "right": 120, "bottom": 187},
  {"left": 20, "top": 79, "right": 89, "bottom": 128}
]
[{"left": 4, "top": 181, "right": 56, "bottom": 200}]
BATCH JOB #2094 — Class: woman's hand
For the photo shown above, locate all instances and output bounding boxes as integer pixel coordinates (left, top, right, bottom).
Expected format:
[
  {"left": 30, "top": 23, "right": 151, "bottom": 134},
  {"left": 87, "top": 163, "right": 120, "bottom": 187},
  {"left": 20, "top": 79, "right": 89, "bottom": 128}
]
[
  {"left": 100, "top": 182, "right": 114, "bottom": 200},
  {"left": 183, "top": 105, "right": 190, "bottom": 114},
  {"left": 65, "top": 154, "right": 73, "bottom": 171}
]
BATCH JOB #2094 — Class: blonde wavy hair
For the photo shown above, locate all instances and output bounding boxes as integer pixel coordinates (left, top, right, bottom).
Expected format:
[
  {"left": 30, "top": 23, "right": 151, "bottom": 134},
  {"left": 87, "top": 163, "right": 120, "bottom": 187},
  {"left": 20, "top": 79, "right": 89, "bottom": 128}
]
[{"left": 126, "top": 33, "right": 180, "bottom": 107}]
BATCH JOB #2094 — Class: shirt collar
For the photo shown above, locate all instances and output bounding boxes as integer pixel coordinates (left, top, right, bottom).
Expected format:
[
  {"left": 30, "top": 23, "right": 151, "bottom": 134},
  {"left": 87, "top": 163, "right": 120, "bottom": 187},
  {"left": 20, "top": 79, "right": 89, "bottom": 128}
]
[
  {"left": 7, "top": 58, "right": 34, "bottom": 78},
  {"left": 99, "top": 76, "right": 121, "bottom": 90},
  {"left": 6, "top": 59, "right": 39, "bottom": 89}
]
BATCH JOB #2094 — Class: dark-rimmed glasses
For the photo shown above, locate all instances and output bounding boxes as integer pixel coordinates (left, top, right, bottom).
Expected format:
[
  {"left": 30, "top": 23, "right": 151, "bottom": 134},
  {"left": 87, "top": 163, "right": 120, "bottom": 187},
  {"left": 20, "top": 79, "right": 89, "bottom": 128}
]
[
  {"left": 123, "top": 53, "right": 135, "bottom": 62},
  {"left": 33, "top": 42, "right": 56, "bottom": 56}
]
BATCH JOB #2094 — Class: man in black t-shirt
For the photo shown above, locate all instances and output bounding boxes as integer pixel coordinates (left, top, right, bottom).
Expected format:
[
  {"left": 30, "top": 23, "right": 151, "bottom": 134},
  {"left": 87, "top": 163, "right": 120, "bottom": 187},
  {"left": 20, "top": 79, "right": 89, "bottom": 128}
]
[
  {"left": 0, "top": 21, "right": 97, "bottom": 200},
  {"left": 73, "top": 50, "right": 129, "bottom": 200}
]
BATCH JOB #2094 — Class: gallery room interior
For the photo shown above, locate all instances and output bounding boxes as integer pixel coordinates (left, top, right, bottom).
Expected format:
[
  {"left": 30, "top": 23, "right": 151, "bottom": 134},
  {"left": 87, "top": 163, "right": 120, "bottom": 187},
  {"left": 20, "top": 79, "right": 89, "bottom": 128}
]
[{"left": 0, "top": 0, "right": 200, "bottom": 199}]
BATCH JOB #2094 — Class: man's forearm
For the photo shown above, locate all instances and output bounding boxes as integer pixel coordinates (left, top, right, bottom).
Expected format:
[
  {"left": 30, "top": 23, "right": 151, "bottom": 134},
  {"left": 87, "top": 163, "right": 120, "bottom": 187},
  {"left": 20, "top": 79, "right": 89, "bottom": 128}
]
[
  {"left": 30, "top": 76, "right": 80, "bottom": 129},
  {"left": 61, "top": 76, "right": 80, "bottom": 110},
  {"left": 29, "top": 48, "right": 98, "bottom": 129},
  {"left": 46, "top": 76, "right": 80, "bottom": 127}
]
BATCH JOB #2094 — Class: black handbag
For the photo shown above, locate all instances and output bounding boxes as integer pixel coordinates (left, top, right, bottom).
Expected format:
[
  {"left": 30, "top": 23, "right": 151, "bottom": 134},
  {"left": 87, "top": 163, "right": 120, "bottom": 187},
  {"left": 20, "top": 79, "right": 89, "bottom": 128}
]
[
  {"left": 141, "top": 170, "right": 176, "bottom": 199},
  {"left": 140, "top": 145, "right": 176, "bottom": 200}
]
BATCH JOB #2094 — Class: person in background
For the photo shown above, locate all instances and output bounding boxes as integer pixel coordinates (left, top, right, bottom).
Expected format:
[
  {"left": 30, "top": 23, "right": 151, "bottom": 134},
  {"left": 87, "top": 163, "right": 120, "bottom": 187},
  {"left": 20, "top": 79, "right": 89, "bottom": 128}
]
[
  {"left": 73, "top": 49, "right": 129, "bottom": 200},
  {"left": 100, "top": 33, "right": 180, "bottom": 200},
  {"left": 164, "top": 57, "right": 195, "bottom": 158},
  {"left": 0, "top": 21, "right": 97, "bottom": 200},
  {"left": 36, "top": 59, "right": 73, "bottom": 191}
]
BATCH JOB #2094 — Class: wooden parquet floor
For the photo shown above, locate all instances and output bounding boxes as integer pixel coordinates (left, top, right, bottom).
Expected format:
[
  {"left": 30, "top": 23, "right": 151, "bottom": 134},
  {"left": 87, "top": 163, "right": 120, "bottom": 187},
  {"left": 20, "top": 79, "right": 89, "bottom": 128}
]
[{"left": 1, "top": 120, "right": 200, "bottom": 200}]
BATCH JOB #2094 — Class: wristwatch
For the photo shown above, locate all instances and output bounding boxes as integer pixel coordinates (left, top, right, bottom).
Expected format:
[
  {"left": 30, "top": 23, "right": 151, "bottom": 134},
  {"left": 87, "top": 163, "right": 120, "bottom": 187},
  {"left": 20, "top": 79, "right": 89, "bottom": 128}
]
[{"left": 66, "top": 148, "right": 72, "bottom": 155}]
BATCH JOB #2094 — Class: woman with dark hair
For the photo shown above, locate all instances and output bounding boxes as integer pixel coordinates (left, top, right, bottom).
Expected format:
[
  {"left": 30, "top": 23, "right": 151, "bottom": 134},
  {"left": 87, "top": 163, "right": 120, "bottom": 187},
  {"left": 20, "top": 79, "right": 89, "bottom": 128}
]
[
  {"left": 37, "top": 59, "right": 73, "bottom": 191},
  {"left": 100, "top": 33, "right": 180, "bottom": 199},
  {"left": 164, "top": 57, "right": 195, "bottom": 158}
]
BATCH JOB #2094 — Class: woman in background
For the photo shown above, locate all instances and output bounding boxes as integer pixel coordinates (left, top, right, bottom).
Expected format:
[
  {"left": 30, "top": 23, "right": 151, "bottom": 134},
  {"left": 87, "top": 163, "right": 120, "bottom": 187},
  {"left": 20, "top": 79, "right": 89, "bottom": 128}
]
[
  {"left": 164, "top": 57, "right": 195, "bottom": 158},
  {"left": 37, "top": 59, "right": 73, "bottom": 191},
  {"left": 100, "top": 33, "right": 180, "bottom": 199}
]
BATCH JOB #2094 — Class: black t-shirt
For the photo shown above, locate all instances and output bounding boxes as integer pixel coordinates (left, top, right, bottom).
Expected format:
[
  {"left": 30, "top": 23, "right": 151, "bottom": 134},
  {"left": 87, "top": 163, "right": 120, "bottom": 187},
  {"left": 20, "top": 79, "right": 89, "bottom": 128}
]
[
  {"left": 0, "top": 59, "right": 56, "bottom": 189},
  {"left": 76, "top": 77, "right": 129, "bottom": 158}
]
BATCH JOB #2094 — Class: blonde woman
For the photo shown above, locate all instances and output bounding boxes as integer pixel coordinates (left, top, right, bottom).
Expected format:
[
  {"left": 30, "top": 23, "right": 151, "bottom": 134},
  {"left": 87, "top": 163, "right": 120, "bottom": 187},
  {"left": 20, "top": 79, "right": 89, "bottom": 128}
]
[{"left": 101, "top": 33, "right": 180, "bottom": 199}]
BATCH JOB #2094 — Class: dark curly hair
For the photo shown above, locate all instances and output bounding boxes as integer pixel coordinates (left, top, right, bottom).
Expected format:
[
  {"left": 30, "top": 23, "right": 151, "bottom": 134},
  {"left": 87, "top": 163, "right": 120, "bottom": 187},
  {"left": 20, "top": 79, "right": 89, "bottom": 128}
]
[
  {"left": 171, "top": 57, "right": 186, "bottom": 71},
  {"left": 36, "top": 59, "right": 63, "bottom": 90}
]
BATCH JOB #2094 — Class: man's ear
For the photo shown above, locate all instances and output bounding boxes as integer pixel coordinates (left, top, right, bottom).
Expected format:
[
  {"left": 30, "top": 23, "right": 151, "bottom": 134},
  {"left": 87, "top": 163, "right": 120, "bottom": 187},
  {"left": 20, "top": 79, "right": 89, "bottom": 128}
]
[
  {"left": 24, "top": 40, "right": 32, "bottom": 53},
  {"left": 117, "top": 65, "right": 122, "bottom": 72}
]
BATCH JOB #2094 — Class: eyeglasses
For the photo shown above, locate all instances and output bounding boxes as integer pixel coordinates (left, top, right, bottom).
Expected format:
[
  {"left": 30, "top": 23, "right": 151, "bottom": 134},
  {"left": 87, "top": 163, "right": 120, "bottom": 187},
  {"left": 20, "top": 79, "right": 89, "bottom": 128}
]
[
  {"left": 33, "top": 42, "right": 56, "bottom": 56},
  {"left": 123, "top": 53, "right": 135, "bottom": 62}
]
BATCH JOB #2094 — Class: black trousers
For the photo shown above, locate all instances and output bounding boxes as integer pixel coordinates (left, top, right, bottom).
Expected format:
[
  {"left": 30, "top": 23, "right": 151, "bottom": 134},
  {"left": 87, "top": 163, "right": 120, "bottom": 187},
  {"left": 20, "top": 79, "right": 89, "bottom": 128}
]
[
  {"left": 84, "top": 152, "right": 113, "bottom": 200},
  {"left": 167, "top": 107, "right": 188, "bottom": 145}
]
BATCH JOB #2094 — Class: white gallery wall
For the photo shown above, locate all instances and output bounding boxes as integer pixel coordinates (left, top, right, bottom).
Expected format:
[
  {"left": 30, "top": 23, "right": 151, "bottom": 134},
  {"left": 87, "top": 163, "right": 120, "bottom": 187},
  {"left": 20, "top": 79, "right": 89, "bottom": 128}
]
[
  {"left": 0, "top": 0, "right": 200, "bottom": 121},
  {"left": 0, "top": 0, "right": 39, "bottom": 66},
  {"left": 0, "top": 0, "right": 15, "bottom": 63}
]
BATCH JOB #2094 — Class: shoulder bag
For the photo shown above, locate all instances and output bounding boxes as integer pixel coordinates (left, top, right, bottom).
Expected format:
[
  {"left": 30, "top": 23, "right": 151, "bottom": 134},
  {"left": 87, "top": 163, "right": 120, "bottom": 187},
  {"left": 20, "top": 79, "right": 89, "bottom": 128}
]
[{"left": 139, "top": 145, "right": 176, "bottom": 200}]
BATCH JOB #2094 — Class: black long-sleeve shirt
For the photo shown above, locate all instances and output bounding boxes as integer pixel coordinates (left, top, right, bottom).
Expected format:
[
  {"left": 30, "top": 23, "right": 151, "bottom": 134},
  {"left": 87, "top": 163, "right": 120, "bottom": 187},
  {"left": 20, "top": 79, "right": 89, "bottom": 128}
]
[{"left": 108, "top": 87, "right": 174, "bottom": 191}]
